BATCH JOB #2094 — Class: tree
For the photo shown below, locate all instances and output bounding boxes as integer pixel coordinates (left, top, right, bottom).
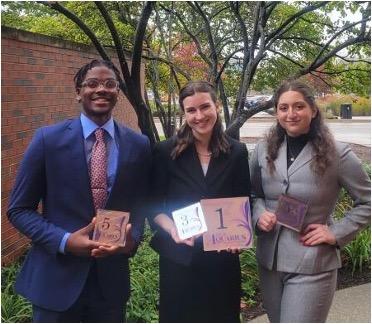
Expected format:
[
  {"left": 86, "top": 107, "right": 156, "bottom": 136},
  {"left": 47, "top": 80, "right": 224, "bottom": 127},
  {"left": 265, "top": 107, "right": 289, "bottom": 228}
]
[
  {"left": 2, "top": 1, "right": 370, "bottom": 142},
  {"left": 158, "top": 1, "right": 370, "bottom": 137}
]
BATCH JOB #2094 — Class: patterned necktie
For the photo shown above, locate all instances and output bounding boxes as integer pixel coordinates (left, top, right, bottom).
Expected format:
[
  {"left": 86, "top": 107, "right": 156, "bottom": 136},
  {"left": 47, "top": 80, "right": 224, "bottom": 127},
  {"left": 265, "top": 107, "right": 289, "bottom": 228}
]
[{"left": 90, "top": 128, "right": 107, "bottom": 211}]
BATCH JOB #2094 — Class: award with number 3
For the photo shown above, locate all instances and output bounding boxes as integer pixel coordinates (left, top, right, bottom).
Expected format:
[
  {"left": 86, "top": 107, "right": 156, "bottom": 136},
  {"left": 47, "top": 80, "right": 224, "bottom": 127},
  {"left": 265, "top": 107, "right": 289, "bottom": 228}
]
[{"left": 172, "top": 202, "right": 208, "bottom": 240}]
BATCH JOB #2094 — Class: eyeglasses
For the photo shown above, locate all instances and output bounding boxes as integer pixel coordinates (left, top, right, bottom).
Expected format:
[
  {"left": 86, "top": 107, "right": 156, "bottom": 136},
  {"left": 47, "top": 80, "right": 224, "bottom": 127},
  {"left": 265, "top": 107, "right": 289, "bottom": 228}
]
[{"left": 81, "top": 78, "right": 119, "bottom": 90}]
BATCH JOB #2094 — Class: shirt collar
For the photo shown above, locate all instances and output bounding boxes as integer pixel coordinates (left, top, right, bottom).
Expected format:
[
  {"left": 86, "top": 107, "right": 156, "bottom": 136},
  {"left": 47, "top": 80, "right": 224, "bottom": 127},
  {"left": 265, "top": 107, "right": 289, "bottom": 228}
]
[{"left": 80, "top": 113, "right": 115, "bottom": 140}]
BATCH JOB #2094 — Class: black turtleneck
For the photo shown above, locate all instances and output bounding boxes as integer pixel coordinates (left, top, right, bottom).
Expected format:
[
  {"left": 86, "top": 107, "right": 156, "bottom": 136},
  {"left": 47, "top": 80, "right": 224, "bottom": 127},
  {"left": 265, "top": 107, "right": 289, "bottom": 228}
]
[{"left": 286, "top": 133, "right": 309, "bottom": 168}]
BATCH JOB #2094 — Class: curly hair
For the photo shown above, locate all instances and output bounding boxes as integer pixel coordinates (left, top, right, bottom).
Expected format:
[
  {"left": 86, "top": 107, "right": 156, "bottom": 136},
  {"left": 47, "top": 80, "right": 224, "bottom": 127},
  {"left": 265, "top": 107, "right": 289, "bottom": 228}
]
[
  {"left": 171, "top": 81, "right": 230, "bottom": 159},
  {"left": 73, "top": 59, "right": 121, "bottom": 90},
  {"left": 266, "top": 80, "right": 336, "bottom": 176}
]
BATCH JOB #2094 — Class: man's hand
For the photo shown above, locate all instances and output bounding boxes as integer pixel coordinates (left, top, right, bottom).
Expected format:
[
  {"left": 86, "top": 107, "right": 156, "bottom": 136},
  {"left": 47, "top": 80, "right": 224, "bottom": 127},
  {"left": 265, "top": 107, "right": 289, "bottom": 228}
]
[
  {"left": 257, "top": 210, "right": 277, "bottom": 232},
  {"left": 91, "top": 223, "right": 137, "bottom": 257},
  {"left": 65, "top": 221, "right": 103, "bottom": 257},
  {"left": 300, "top": 224, "right": 337, "bottom": 246}
]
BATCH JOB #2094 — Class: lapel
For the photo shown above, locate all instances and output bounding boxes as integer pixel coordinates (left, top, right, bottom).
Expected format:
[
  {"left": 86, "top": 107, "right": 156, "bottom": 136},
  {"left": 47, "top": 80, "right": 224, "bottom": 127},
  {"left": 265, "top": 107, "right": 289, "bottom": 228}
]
[
  {"left": 176, "top": 145, "right": 207, "bottom": 192},
  {"left": 274, "top": 141, "right": 288, "bottom": 180},
  {"left": 65, "top": 118, "right": 93, "bottom": 204},
  {"left": 205, "top": 150, "right": 231, "bottom": 184},
  {"left": 176, "top": 144, "right": 231, "bottom": 192},
  {"left": 288, "top": 142, "right": 314, "bottom": 177},
  {"left": 106, "top": 122, "right": 132, "bottom": 204}
]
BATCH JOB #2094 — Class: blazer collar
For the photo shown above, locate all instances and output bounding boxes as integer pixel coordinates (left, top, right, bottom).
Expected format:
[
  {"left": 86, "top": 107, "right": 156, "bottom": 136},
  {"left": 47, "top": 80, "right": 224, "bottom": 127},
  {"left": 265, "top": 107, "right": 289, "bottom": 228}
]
[
  {"left": 274, "top": 141, "right": 288, "bottom": 179},
  {"left": 274, "top": 140, "right": 314, "bottom": 178},
  {"left": 106, "top": 122, "right": 133, "bottom": 205},
  {"left": 288, "top": 141, "right": 314, "bottom": 176},
  {"left": 177, "top": 145, "right": 207, "bottom": 191},
  {"left": 176, "top": 144, "right": 230, "bottom": 190}
]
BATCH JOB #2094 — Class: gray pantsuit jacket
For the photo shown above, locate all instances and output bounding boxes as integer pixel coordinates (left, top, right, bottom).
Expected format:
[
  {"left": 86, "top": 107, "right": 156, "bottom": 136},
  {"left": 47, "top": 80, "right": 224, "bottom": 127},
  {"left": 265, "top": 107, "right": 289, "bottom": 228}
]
[{"left": 250, "top": 139, "right": 370, "bottom": 274}]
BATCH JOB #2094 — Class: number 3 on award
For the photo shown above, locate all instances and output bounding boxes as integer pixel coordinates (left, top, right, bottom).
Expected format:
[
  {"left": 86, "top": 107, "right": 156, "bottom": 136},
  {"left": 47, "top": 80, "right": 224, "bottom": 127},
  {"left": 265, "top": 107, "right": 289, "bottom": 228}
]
[{"left": 215, "top": 208, "right": 227, "bottom": 229}]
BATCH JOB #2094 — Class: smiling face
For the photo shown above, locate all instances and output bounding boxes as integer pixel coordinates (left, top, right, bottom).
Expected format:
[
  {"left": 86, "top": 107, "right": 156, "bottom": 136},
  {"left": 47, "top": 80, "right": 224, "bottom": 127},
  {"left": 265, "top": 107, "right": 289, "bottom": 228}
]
[
  {"left": 276, "top": 90, "right": 317, "bottom": 137},
  {"left": 76, "top": 65, "right": 119, "bottom": 125},
  {"left": 182, "top": 92, "right": 218, "bottom": 141}
]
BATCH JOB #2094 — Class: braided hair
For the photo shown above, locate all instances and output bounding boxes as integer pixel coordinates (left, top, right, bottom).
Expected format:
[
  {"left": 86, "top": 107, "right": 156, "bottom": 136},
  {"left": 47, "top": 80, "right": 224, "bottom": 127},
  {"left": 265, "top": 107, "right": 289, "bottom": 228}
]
[{"left": 74, "top": 59, "right": 121, "bottom": 90}]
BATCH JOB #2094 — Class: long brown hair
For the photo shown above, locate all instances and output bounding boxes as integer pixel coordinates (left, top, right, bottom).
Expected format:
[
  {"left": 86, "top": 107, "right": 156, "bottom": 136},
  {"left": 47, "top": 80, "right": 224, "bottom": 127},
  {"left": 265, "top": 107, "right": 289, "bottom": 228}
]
[
  {"left": 266, "top": 80, "right": 336, "bottom": 176},
  {"left": 171, "top": 81, "right": 230, "bottom": 159}
]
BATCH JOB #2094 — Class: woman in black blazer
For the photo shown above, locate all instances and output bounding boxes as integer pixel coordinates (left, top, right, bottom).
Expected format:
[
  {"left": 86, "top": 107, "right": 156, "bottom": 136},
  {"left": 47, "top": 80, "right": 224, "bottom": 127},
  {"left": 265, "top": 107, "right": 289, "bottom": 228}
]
[{"left": 149, "top": 81, "right": 251, "bottom": 322}]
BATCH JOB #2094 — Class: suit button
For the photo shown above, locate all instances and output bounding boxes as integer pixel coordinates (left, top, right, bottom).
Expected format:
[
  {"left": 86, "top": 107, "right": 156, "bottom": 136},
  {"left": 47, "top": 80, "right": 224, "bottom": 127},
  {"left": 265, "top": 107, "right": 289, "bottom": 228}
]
[{"left": 283, "top": 180, "right": 288, "bottom": 186}]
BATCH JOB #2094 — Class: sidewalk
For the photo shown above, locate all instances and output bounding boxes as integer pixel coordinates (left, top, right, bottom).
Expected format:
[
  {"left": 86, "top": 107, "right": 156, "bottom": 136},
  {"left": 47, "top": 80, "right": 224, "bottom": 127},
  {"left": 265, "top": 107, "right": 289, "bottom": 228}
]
[{"left": 248, "top": 283, "right": 371, "bottom": 323}]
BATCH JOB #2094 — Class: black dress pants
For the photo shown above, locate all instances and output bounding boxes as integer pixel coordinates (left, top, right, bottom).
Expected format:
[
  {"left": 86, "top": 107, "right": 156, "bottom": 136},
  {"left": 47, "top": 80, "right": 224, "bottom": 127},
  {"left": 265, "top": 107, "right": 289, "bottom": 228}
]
[{"left": 159, "top": 250, "right": 241, "bottom": 323}]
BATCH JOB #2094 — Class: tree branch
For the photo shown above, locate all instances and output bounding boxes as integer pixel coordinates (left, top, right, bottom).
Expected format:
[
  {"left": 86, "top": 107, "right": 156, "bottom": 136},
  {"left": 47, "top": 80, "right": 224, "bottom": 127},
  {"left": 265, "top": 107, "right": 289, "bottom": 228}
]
[
  {"left": 266, "top": 2, "right": 329, "bottom": 43},
  {"left": 316, "top": 68, "right": 370, "bottom": 75},
  {"left": 39, "top": 1, "right": 110, "bottom": 61},
  {"left": 311, "top": 18, "right": 370, "bottom": 69},
  {"left": 161, "top": 3, "right": 212, "bottom": 68},
  {"left": 131, "top": 2, "right": 153, "bottom": 92},
  {"left": 94, "top": 1, "right": 131, "bottom": 95},
  {"left": 268, "top": 49, "right": 305, "bottom": 68},
  {"left": 215, "top": 47, "right": 245, "bottom": 83},
  {"left": 298, "top": 34, "right": 370, "bottom": 76}
]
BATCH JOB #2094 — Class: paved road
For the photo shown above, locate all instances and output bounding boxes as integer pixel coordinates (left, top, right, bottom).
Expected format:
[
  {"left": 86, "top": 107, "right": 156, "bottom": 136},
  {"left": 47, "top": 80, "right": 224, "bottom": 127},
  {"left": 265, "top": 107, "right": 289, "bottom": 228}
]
[
  {"left": 239, "top": 118, "right": 371, "bottom": 147},
  {"left": 249, "top": 283, "right": 371, "bottom": 323},
  {"left": 155, "top": 117, "right": 371, "bottom": 147}
]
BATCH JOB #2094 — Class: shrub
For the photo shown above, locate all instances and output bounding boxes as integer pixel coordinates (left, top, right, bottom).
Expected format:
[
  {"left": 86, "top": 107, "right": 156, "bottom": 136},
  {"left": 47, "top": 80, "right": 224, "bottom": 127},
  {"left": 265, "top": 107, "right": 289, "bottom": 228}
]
[
  {"left": 334, "top": 163, "right": 371, "bottom": 275},
  {"left": 343, "top": 228, "right": 371, "bottom": 275},
  {"left": 317, "top": 95, "right": 371, "bottom": 117},
  {"left": 1, "top": 263, "right": 32, "bottom": 323},
  {"left": 127, "top": 224, "right": 159, "bottom": 322},
  {"left": 240, "top": 246, "right": 259, "bottom": 305}
]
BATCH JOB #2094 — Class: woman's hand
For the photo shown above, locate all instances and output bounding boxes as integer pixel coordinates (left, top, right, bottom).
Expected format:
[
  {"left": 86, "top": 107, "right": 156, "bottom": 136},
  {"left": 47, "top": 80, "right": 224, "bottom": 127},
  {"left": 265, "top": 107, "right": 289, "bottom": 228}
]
[
  {"left": 169, "top": 225, "right": 195, "bottom": 246},
  {"left": 257, "top": 210, "right": 277, "bottom": 232},
  {"left": 300, "top": 224, "right": 337, "bottom": 246},
  {"left": 154, "top": 213, "right": 196, "bottom": 246}
]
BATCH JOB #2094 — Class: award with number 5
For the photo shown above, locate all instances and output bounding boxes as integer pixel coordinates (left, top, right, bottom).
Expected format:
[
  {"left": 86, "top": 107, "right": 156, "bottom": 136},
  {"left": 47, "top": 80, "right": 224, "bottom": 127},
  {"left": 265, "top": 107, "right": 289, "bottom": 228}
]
[
  {"left": 201, "top": 197, "right": 253, "bottom": 251},
  {"left": 92, "top": 209, "right": 129, "bottom": 246}
]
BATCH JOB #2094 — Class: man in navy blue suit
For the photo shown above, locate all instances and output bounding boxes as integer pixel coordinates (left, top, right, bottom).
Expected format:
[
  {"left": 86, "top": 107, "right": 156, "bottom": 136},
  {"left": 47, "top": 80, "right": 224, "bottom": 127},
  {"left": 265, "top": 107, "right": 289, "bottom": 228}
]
[{"left": 7, "top": 59, "right": 151, "bottom": 322}]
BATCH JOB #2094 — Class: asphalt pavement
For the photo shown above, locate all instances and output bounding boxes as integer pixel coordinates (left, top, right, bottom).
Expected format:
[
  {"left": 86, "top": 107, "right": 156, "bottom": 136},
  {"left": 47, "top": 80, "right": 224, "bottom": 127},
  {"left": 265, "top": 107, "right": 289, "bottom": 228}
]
[
  {"left": 249, "top": 283, "right": 371, "bottom": 323},
  {"left": 154, "top": 116, "right": 371, "bottom": 147}
]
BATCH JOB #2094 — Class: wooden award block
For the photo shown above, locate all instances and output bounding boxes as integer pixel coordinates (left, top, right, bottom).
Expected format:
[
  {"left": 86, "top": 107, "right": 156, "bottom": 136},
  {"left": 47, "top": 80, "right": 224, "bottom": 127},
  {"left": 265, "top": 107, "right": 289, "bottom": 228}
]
[
  {"left": 92, "top": 209, "right": 129, "bottom": 246},
  {"left": 172, "top": 202, "right": 208, "bottom": 240},
  {"left": 201, "top": 197, "right": 253, "bottom": 251},
  {"left": 275, "top": 194, "right": 308, "bottom": 232}
]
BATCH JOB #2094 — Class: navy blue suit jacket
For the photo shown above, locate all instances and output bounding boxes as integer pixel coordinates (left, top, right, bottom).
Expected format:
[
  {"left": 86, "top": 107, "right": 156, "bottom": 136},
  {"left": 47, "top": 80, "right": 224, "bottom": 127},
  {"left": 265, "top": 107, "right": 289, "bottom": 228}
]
[{"left": 7, "top": 117, "right": 151, "bottom": 311}]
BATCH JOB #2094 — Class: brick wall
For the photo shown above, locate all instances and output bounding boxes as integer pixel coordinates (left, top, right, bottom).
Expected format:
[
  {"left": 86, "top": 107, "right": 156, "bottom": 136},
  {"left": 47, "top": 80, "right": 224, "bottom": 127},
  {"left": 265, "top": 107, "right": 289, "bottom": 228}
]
[{"left": 1, "top": 26, "right": 143, "bottom": 265}]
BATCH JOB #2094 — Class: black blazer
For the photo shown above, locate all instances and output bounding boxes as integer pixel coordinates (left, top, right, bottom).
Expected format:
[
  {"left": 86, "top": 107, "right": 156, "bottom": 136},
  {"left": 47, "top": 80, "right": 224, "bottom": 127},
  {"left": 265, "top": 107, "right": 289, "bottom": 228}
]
[{"left": 148, "top": 136, "right": 251, "bottom": 266}]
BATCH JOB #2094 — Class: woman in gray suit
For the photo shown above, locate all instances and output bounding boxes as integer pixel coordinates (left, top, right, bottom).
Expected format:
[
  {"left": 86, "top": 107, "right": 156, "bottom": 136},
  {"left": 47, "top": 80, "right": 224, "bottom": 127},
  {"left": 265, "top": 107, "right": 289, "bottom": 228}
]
[{"left": 250, "top": 81, "right": 370, "bottom": 322}]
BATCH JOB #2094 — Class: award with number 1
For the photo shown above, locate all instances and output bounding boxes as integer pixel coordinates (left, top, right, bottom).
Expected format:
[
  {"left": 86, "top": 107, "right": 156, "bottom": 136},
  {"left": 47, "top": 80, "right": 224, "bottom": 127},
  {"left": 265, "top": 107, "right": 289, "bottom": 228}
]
[{"left": 201, "top": 197, "right": 253, "bottom": 251}]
